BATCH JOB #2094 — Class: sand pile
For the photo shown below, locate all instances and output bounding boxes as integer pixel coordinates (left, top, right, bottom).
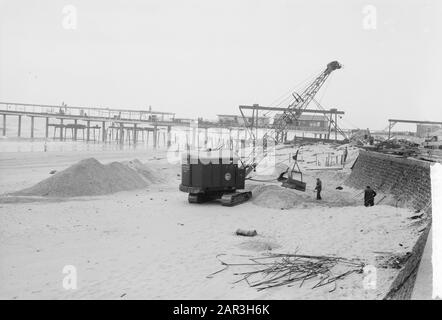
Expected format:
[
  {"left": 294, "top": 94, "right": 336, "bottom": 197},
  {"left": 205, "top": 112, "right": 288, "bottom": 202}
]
[
  {"left": 251, "top": 185, "right": 302, "bottom": 210},
  {"left": 122, "top": 159, "right": 164, "bottom": 184},
  {"left": 250, "top": 184, "right": 360, "bottom": 209},
  {"left": 12, "top": 158, "right": 160, "bottom": 197}
]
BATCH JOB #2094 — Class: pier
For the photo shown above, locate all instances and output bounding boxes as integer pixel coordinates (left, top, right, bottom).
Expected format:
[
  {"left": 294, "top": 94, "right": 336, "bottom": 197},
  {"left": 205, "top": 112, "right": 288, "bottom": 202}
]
[{"left": 0, "top": 102, "right": 346, "bottom": 147}]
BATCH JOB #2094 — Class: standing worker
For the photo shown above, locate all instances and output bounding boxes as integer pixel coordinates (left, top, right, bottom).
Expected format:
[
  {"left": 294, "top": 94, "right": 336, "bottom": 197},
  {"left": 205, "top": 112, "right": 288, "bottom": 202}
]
[
  {"left": 343, "top": 147, "right": 348, "bottom": 164},
  {"left": 315, "top": 178, "right": 322, "bottom": 200},
  {"left": 364, "top": 186, "right": 377, "bottom": 207}
]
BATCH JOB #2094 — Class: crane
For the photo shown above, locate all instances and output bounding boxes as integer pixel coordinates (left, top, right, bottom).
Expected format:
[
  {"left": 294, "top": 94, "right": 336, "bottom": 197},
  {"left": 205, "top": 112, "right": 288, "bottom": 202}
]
[
  {"left": 242, "top": 61, "right": 342, "bottom": 175},
  {"left": 179, "top": 61, "right": 342, "bottom": 206},
  {"left": 271, "top": 61, "right": 342, "bottom": 142}
]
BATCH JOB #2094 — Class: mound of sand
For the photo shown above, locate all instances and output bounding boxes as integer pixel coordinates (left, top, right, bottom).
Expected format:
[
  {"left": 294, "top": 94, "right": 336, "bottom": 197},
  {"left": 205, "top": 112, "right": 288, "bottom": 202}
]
[
  {"left": 12, "top": 158, "right": 161, "bottom": 198},
  {"left": 251, "top": 185, "right": 302, "bottom": 210},
  {"left": 250, "top": 184, "right": 360, "bottom": 209},
  {"left": 122, "top": 159, "right": 164, "bottom": 184}
]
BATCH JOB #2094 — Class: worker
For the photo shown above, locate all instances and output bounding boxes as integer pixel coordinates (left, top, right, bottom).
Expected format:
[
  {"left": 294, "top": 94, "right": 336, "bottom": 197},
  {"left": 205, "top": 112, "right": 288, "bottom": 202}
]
[
  {"left": 314, "top": 178, "right": 322, "bottom": 200},
  {"left": 364, "top": 186, "right": 377, "bottom": 207},
  {"left": 343, "top": 147, "right": 348, "bottom": 164}
]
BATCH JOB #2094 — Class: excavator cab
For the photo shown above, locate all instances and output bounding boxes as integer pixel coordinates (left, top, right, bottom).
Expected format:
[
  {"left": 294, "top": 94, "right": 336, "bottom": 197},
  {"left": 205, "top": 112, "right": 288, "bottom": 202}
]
[{"left": 277, "top": 151, "right": 306, "bottom": 192}]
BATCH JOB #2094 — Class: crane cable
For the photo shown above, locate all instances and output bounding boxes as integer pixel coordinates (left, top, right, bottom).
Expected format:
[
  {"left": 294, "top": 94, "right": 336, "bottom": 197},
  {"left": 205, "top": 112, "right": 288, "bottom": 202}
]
[
  {"left": 262, "top": 67, "right": 323, "bottom": 117},
  {"left": 241, "top": 69, "right": 329, "bottom": 168},
  {"left": 241, "top": 64, "right": 339, "bottom": 172},
  {"left": 313, "top": 74, "right": 362, "bottom": 131}
]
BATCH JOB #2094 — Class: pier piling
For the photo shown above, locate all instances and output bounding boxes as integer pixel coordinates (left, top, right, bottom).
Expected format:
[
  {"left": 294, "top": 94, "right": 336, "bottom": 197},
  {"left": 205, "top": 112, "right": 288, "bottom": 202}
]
[
  {"left": 30, "top": 116, "right": 35, "bottom": 138},
  {"left": 102, "top": 121, "right": 106, "bottom": 142},
  {"left": 45, "top": 117, "right": 49, "bottom": 138},
  {"left": 87, "top": 120, "right": 91, "bottom": 141},
  {"left": 18, "top": 115, "right": 22, "bottom": 137},
  {"left": 2, "top": 114, "right": 6, "bottom": 136}
]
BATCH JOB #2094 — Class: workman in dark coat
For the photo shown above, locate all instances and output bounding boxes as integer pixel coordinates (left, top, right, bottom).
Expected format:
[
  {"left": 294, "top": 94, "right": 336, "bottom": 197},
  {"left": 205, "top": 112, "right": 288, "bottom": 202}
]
[
  {"left": 343, "top": 147, "right": 348, "bottom": 164},
  {"left": 315, "top": 178, "right": 322, "bottom": 200},
  {"left": 364, "top": 186, "right": 377, "bottom": 207}
]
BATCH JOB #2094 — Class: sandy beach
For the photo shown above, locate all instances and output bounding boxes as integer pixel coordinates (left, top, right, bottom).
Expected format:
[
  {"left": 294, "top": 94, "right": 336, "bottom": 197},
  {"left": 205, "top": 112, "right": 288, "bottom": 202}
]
[{"left": 0, "top": 144, "right": 426, "bottom": 299}]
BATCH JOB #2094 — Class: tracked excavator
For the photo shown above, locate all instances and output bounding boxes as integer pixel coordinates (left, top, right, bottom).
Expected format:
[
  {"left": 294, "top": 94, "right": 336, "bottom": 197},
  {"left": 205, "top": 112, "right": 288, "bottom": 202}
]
[{"left": 179, "top": 61, "right": 342, "bottom": 206}]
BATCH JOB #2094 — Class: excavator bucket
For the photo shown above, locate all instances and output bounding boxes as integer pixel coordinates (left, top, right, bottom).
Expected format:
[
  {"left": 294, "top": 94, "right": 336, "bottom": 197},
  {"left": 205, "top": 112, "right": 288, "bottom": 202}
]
[
  {"left": 280, "top": 152, "right": 306, "bottom": 191},
  {"left": 282, "top": 176, "right": 306, "bottom": 192}
]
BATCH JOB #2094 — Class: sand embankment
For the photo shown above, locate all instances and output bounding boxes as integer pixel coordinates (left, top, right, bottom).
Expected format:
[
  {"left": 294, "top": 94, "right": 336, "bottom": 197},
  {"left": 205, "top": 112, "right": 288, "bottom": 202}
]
[{"left": 10, "top": 158, "right": 162, "bottom": 198}]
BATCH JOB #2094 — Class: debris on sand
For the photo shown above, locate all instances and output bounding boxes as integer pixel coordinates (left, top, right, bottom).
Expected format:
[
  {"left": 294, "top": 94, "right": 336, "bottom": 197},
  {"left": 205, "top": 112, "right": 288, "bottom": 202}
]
[
  {"left": 208, "top": 253, "right": 364, "bottom": 292},
  {"left": 376, "top": 252, "right": 412, "bottom": 269},
  {"left": 235, "top": 229, "right": 258, "bottom": 237},
  {"left": 12, "top": 158, "right": 161, "bottom": 198}
]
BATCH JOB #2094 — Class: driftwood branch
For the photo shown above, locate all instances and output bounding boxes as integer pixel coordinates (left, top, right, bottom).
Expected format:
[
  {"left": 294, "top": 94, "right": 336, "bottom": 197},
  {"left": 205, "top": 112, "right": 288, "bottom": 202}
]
[{"left": 208, "top": 252, "right": 365, "bottom": 292}]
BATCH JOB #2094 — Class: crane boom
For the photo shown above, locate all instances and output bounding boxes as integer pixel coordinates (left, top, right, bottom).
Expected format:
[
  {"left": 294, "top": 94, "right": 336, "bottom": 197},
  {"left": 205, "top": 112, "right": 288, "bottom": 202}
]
[
  {"left": 243, "top": 61, "right": 342, "bottom": 176},
  {"left": 272, "top": 61, "right": 342, "bottom": 141}
]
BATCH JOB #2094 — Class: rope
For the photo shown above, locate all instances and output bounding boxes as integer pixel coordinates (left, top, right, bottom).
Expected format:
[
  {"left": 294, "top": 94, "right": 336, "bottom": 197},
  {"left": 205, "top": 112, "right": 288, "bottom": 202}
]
[
  {"left": 246, "top": 177, "right": 279, "bottom": 182},
  {"left": 241, "top": 64, "right": 338, "bottom": 173},
  {"left": 263, "top": 67, "right": 323, "bottom": 116},
  {"left": 340, "top": 118, "right": 361, "bottom": 130}
]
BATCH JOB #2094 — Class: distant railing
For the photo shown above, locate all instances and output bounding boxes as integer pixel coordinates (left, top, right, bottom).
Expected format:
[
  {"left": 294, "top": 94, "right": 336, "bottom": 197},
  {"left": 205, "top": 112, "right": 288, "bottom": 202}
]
[
  {"left": 1, "top": 102, "right": 331, "bottom": 132},
  {"left": 0, "top": 102, "right": 175, "bottom": 122}
]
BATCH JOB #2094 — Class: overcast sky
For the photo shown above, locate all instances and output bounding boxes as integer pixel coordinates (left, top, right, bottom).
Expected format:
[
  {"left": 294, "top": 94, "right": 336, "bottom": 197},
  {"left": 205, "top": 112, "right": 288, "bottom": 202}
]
[{"left": 0, "top": 0, "right": 441, "bottom": 130}]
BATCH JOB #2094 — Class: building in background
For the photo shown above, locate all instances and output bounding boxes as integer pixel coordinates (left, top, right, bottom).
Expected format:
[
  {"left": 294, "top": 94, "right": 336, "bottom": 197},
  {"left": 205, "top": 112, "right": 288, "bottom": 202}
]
[
  {"left": 273, "top": 114, "right": 329, "bottom": 132},
  {"left": 416, "top": 124, "right": 441, "bottom": 138},
  {"left": 217, "top": 114, "right": 270, "bottom": 127}
]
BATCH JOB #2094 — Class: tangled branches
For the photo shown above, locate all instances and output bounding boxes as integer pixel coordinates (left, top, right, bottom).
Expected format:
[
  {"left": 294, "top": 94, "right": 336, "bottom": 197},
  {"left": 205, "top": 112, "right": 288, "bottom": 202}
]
[{"left": 208, "top": 253, "right": 365, "bottom": 293}]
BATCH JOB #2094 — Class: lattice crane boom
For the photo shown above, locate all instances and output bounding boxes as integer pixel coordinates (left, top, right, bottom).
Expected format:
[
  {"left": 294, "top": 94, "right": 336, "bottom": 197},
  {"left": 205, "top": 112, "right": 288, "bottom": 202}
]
[
  {"left": 243, "top": 61, "right": 342, "bottom": 176},
  {"left": 272, "top": 61, "right": 342, "bottom": 141}
]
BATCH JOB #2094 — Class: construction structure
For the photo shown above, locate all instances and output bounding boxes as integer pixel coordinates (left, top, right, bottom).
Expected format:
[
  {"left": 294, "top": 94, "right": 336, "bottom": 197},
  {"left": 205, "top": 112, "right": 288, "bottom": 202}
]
[
  {"left": 237, "top": 61, "right": 346, "bottom": 146},
  {"left": 387, "top": 119, "right": 442, "bottom": 139},
  {"left": 238, "top": 104, "right": 345, "bottom": 142}
]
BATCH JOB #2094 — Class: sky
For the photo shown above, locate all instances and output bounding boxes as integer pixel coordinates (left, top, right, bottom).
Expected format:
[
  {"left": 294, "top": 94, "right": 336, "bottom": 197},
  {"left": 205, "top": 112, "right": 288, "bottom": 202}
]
[{"left": 0, "top": 0, "right": 441, "bottom": 130}]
